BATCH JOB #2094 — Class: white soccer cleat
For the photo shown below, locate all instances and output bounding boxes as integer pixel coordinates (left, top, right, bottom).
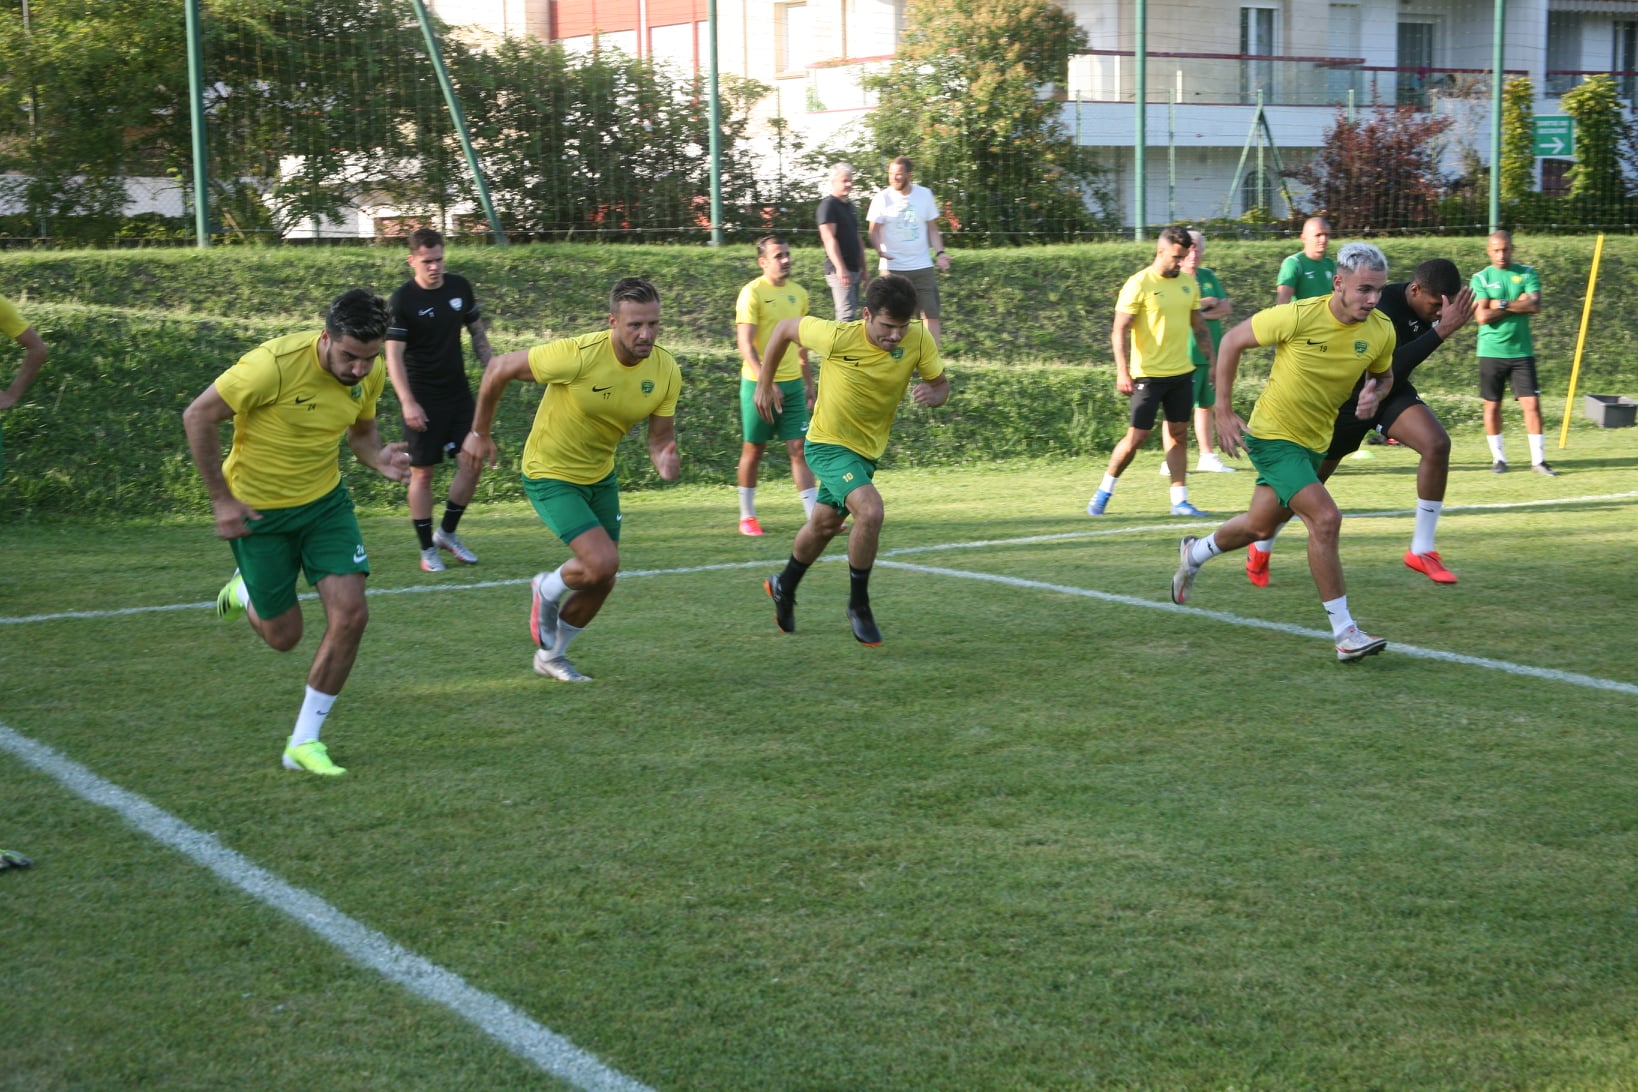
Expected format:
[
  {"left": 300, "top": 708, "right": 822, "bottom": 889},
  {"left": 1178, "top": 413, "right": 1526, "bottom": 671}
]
[
  {"left": 1196, "top": 452, "right": 1237, "bottom": 472},
  {"left": 1170, "top": 536, "right": 1202, "bottom": 605},
  {"left": 533, "top": 649, "right": 592, "bottom": 682},
  {"left": 432, "top": 527, "right": 478, "bottom": 564},
  {"left": 1335, "top": 625, "right": 1388, "bottom": 663}
]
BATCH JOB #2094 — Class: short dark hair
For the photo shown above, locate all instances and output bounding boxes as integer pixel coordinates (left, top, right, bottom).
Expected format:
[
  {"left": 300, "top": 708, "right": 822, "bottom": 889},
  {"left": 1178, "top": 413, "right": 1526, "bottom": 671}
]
[
  {"left": 610, "top": 277, "right": 660, "bottom": 313},
  {"left": 864, "top": 273, "right": 917, "bottom": 320},
  {"left": 1411, "top": 258, "right": 1461, "bottom": 298},
  {"left": 890, "top": 155, "right": 914, "bottom": 173},
  {"left": 1158, "top": 224, "right": 1193, "bottom": 249},
  {"left": 409, "top": 227, "right": 444, "bottom": 252},
  {"left": 326, "top": 289, "right": 389, "bottom": 343},
  {"left": 755, "top": 234, "right": 788, "bottom": 257}
]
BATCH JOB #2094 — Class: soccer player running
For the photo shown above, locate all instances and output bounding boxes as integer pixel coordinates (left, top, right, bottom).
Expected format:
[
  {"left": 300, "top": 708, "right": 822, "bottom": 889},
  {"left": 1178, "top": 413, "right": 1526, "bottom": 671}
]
[
  {"left": 733, "top": 235, "right": 817, "bottom": 536},
  {"left": 183, "top": 289, "right": 412, "bottom": 775},
  {"left": 756, "top": 274, "right": 949, "bottom": 646},
  {"left": 1246, "top": 258, "right": 1476, "bottom": 587},
  {"left": 384, "top": 227, "right": 495, "bottom": 572},
  {"left": 461, "top": 278, "right": 681, "bottom": 684},
  {"left": 1170, "top": 243, "right": 1396, "bottom": 662},
  {"left": 1088, "top": 224, "right": 1215, "bottom": 518}
]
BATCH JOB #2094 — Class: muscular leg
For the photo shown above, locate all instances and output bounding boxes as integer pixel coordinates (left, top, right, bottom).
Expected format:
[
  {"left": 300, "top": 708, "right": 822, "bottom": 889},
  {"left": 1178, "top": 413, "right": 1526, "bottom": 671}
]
[
  {"left": 1482, "top": 399, "right": 1504, "bottom": 437},
  {"left": 923, "top": 313, "right": 942, "bottom": 345},
  {"left": 791, "top": 498, "right": 849, "bottom": 565},
  {"left": 308, "top": 572, "right": 370, "bottom": 695},
  {"left": 557, "top": 526, "right": 620, "bottom": 627},
  {"left": 1384, "top": 404, "right": 1451, "bottom": 502},
  {"left": 1162, "top": 420, "right": 1190, "bottom": 484},
  {"left": 407, "top": 465, "right": 437, "bottom": 521},
  {"left": 1103, "top": 426, "right": 1153, "bottom": 479},
  {"left": 1287, "top": 482, "right": 1346, "bottom": 601},
  {"left": 447, "top": 457, "right": 481, "bottom": 509},
  {"left": 1518, "top": 394, "right": 1545, "bottom": 435},
  {"left": 784, "top": 438, "right": 816, "bottom": 493},
  {"left": 737, "top": 442, "right": 766, "bottom": 489}
]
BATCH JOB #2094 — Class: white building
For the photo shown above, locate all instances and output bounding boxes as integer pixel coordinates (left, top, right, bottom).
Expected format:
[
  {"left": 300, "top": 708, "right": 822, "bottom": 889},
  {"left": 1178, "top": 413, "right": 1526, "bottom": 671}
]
[{"left": 430, "top": 0, "right": 1638, "bottom": 227}]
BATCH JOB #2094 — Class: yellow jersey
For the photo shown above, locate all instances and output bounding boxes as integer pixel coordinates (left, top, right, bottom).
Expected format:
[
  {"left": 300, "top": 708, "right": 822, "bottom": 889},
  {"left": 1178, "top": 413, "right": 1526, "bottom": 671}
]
[
  {"left": 800, "top": 316, "right": 943, "bottom": 461},
  {"left": 1247, "top": 297, "right": 1395, "bottom": 452},
  {"left": 735, "top": 275, "right": 809, "bottom": 382}
]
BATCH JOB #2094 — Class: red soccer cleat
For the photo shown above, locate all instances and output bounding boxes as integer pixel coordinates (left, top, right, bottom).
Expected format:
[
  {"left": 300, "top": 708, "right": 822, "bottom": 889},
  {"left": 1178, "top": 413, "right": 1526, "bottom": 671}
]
[
  {"left": 1245, "top": 545, "right": 1271, "bottom": 588},
  {"left": 1404, "top": 549, "right": 1458, "bottom": 585}
]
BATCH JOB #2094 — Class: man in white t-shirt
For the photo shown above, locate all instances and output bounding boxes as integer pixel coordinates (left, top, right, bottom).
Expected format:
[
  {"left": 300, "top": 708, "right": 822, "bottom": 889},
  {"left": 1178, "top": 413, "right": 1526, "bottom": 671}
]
[{"left": 865, "top": 156, "right": 951, "bottom": 344}]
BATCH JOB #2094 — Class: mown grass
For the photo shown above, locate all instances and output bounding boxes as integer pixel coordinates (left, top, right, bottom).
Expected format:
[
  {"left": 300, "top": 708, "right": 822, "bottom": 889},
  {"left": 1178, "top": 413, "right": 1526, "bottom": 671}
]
[{"left": 3, "top": 433, "right": 1635, "bottom": 1089}]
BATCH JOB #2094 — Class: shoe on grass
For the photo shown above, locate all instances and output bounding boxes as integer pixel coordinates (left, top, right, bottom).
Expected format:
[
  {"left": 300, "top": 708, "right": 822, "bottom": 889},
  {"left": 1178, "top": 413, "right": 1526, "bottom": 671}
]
[
  {"left": 847, "top": 605, "right": 883, "bottom": 646},
  {"left": 1170, "top": 501, "right": 1208, "bottom": 517},
  {"left": 1491, "top": 460, "right": 1508, "bottom": 474},
  {"left": 1087, "top": 490, "right": 1112, "bottom": 516},
  {"left": 1246, "top": 545, "right": 1271, "bottom": 588},
  {"left": 282, "top": 740, "right": 347, "bottom": 776},
  {"left": 1404, "top": 550, "right": 1457, "bottom": 585},
  {"left": 419, "top": 546, "right": 446, "bottom": 572},
  {"left": 1196, "top": 452, "right": 1236, "bottom": 472},
  {"left": 533, "top": 649, "right": 592, "bottom": 682},
  {"left": 0, "top": 848, "right": 34, "bottom": 871},
  {"left": 1531, "top": 461, "right": 1558, "bottom": 477},
  {"left": 1335, "top": 625, "right": 1388, "bottom": 663},
  {"left": 433, "top": 527, "right": 477, "bottom": 563},
  {"left": 738, "top": 516, "right": 765, "bottom": 536},
  {"left": 765, "top": 573, "right": 796, "bottom": 633},
  {"left": 1171, "top": 536, "right": 1202, "bottom": 605},
  {"left": 530, "top": 572, "right": 559, "bottom": 651}
]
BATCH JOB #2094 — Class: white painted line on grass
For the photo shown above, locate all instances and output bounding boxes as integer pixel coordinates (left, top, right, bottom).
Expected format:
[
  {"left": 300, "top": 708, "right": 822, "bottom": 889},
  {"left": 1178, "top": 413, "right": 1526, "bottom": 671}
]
[
  {"left": 0, "top": 722, "right": 652, "bottom": 1092},
  {"left": 877, "top": 560, "right": 1638, "bottom": 696}
]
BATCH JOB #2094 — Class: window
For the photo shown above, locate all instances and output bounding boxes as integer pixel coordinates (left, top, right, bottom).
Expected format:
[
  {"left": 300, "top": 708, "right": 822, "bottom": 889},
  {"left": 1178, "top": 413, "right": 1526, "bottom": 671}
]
[
  {"left": 1615, "top": 21, "right": 1636, "bottom": 102},
  {"left": 1545, "top": 13, "right": 1581, "bottom": 96},
  {"left": 1327, "top": 4, "right": 1361, "bottom": 105},
  {"left": 777, "top": 2, "right": 810, "bottom": 77},
  {"left": 1240, "top": 7, "right": 1277, "bottom": 105},
  {"left": 1241, "top": 168, "right": 1273, "bottom": 217},
  {"left": 1396, "top": 20, "right": 1434, "bottom": 105}
]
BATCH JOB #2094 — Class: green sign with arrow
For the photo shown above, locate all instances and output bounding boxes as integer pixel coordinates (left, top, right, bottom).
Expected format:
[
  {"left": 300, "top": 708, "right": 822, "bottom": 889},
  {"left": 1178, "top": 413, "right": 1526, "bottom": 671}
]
[{"left": 1532, "top": 116, "right": 1574, "bottom": 157}]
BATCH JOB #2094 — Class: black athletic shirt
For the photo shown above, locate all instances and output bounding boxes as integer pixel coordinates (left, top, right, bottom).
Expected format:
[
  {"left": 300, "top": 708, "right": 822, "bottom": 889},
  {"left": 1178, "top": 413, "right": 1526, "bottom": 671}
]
[
  {"left": 385, "top": 274, "right": 483, "bottom": 400},
  {"left": 816, "top": 195, "right": 864, "bottom": 276}
]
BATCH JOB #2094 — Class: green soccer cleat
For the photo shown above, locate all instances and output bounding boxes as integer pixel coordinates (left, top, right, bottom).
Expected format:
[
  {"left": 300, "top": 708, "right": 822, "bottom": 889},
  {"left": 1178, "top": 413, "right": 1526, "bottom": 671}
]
[
  {"left": 282, "top": 740, "right": 347, "bottom": 776},
  {"left": 215, "top": 569, "right": 249, "bottom": 621},
  {"left": 0, "top": 848, "right": 34, "bottom": 871}
]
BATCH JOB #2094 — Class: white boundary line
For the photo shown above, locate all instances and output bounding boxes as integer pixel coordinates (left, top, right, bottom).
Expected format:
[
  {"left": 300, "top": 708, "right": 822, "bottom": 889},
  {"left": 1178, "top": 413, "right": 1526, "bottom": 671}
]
[{"left": 0, "top": 722, "right": 653, "bottom": 1092}]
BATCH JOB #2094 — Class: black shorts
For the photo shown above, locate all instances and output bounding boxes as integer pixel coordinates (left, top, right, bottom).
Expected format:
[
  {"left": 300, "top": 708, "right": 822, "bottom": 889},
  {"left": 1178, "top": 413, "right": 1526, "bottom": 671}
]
[
  {"left": 1327, "top": 383, "right": 1428, "bottom": 460},
  {"left": 1129, "top": 373, "right": 1194, "bottom": 431},
  {"left": 1479, "top": 356, "right": 1540, "bottom": 402},
  {"left": 405, "top": 390, "right": 476, "bottom": 466}
]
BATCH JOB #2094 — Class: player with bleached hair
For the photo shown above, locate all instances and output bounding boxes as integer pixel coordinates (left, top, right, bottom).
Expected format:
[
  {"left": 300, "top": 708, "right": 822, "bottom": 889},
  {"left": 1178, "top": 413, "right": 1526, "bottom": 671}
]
[{"left": 1170, "top": 242, "right": 1396, "bottom": 662}]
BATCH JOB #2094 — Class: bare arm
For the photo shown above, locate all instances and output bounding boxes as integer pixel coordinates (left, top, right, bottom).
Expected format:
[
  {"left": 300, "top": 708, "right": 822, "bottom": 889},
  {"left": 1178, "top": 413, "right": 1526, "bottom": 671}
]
[
  {"left": 1355, "top": 368, "right": 1395, "bottom": 420},
  {"left": 1190, "top": 310, "right": 1217, "bottom": 373},
  {"left": 912, "top": 372, "right": 950, "bottom": 408},
  {"left": 459, "top": 348, "right": 537, "bottom": 471},
  {"left": 1274, "top": 285, "right": 1295, "bottom": 306},
  {"left": 346, "top": 417, "right": 412, "bottom": 483},
  {"left": 868, "top": 221, "right": 887, "bottom": 262},
  {"left": 466, "top": 317, "right": 494, "bottom": 367},
  {"left": 928, "top": 220, "right": 950, "bottom": 272},
  {"left": 0, "top": 327, "right": 47, "bottom": 411},
  {"left": 383, "top": 339, "right": 425, "bottom": 431},
  {"left": 182, "top": 384, "right": 260, "bottom": 540},
  {"left": 754, "top": 318, "right": 804, "bottom": 423},
  {"left": 646, "top": 413, "right": 680, "bottom": 481},
  {"left": 818, "top": 221, "right": 853, "bottom": 286},
  {"left": 1212, "top": 319, "right": 1264, "bottom": 458},
  {"left": 736, "top": 322, "right": 761, "bottom": 375},
  {"left": 1110, "top": 311, "right": 1136, "bottom": 395},
  {"left": 1198, "top": 294, "right": 1233, "bottom": 322}
]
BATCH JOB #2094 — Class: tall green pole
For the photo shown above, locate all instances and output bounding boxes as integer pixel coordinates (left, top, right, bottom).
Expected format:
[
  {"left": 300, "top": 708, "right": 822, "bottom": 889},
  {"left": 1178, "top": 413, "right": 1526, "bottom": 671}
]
[
  {"left": 184, "top": 0, "right": 211, "bottom": 247},
  {"left": 708, "top": 0, "right": 724, "bottom": 246},
  {"left": 1133, "top": 0, "right": 1146, "bottom": 239},
  {"left": 409, "top": 0, "right": 507, "bottom": 244},
  {"left": 1489, "top": 0, "right": 1506, "bottom": 232}
]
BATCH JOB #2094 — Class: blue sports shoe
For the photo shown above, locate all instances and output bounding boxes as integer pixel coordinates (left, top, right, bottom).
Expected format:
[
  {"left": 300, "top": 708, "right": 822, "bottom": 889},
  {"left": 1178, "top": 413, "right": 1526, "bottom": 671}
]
[
  {"left": 1087, "top": 490, "right": 1112, "bottom": 516},
  {"left": 1170, "top": 501, "right": 1208, "bottom": 517}
]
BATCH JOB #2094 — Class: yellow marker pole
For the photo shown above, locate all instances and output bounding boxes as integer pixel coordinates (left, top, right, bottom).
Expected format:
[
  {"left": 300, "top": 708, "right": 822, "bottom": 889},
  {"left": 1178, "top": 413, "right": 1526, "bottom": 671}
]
[{"left": 1559, "top": 233, "right": 1604, "bottom": 448}]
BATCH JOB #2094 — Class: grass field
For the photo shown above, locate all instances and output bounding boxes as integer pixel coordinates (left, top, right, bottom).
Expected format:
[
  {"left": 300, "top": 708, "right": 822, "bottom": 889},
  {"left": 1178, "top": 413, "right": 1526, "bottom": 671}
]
[{"left": 3, "top": 425, "right": 1636, "bottom": 1089}]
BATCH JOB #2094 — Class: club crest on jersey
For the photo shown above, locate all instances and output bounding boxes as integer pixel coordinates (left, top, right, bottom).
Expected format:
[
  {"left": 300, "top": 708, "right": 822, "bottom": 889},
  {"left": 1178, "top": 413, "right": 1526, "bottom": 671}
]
[
  {"left": 641, "top": 380, "right": 655, "bottom": 395},
  {"left": 890, "top": 348, "right": 904, "bottom": 359},
  {"left": 1354, "top": 340, "right": 1368, "bottom": 355},
  {"left": 451, "top": 298, "right": 465, "bottom": 311},
  {"left": 350, "top": 385, "right": 363, "bottom": 401}
]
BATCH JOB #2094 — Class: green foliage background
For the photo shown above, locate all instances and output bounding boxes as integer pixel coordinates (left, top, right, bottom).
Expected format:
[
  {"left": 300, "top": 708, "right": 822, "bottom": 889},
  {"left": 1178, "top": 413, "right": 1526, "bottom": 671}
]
[{"left": 2, "top": 236, "right": 1635, "bottom": 520}]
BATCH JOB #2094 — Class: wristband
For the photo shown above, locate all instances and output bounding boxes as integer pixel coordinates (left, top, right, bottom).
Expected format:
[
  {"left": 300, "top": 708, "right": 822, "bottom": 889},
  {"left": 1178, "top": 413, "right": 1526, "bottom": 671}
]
[{"left": 469, "top": 430, "right": 489, "bottom": 439}]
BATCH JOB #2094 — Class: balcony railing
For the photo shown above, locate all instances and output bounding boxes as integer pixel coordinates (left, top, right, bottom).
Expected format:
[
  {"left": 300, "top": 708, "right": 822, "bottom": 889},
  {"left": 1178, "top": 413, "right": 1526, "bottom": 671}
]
[{"left": 1068, "top": 50, "right": 1529, "bottom": 109}]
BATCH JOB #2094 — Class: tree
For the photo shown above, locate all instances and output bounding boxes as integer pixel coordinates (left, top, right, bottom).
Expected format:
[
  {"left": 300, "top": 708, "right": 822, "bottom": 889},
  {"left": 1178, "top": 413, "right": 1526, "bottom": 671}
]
[
  {"left": 1499, "top": 76, "right": 1535, "bottom": 203},
  {"left": 1561, "top": 73, "right": 1629, "bottom": 206},
  {"left": 1292, "top": 106, "right": 1453, "bottom": 233},
  {"left": 856, "top": 0, "right": 1114, "bottom": 242}
]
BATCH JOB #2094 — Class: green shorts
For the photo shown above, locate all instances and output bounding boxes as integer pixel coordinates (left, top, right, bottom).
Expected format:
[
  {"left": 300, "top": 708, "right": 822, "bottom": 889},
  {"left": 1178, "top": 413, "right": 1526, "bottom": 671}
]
[
  {"left": 1244, "top": 433, "right": 1325, "bottom": 508},
  {"left": 523, "top": 471, "right": 622, "bottom": 546},
  {"left": 741, "top": 378, "right": 809, "bottom": 444},
  {"left": 804, "top": 441, "right": 876, "bottom": 512},
  {"left": 229, "top": 483, "right": 367, "bottom": 618},
  {"left": 1191, "top": 361, "right": 1216, "bottom": 409}
]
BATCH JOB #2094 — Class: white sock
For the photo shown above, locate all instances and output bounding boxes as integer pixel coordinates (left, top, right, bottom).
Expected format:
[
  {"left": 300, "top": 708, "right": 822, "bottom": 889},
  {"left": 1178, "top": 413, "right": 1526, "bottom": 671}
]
[
  {"left": 1527, "top": 434, "right": 1546, "bottom": 464},
  {"left": 1412, "top": 499, "right": 1443, "bottom": 555},
  {"left": 1169, "top": 484, "right": 1187, "bottom": 507},
  {"left": 799, "top": 487, "right": 818, "bottom": 518},
  {"left": 551, "top": 620, "right": 585, "bottom": 659},
  {"left": 1487, "top": 433, "right": 1506, "bottom": 462},
  {"left": 1100, "top": 473, "right": 1118, "bottom": 494},
  {"left": 1322, "top": 595, "right": 1355, "bottom": 639},
  {"left": 1187, "top": 534, "right": 1221, "bottom": 566},
  {"left": 541, "top": 566, "right": 569, "bottom": 604},
  {"left": 289, "top": 685, "right": 336, "bottom": 747},
  {"left": 738, "top": 486, "right": 757, "bottom": 520}
]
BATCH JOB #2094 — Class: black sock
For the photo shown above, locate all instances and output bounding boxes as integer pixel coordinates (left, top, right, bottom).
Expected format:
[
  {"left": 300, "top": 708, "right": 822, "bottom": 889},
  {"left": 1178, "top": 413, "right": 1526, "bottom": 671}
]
[
  {"left": 413, "top": 518, "right": 434, "bottom": 550},
  {"left": 781, "top": 554, "right": 811, "bottom": 593},
  {"left": 848, "top": 565, "right": 872, "bottom": 611},
  {"left": 440, "top": 503, "right": 466, "bottom": 535}
]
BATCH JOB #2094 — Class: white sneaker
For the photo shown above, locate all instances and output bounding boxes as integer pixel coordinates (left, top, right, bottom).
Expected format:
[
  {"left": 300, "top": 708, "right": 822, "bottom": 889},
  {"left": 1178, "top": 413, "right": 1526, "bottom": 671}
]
[
  {"left": 1170, "top": 536, "right": 1202, "bottom": 605},
  {"left": 1335, "top": 625, "right": 1388, "bottom": 663},
  {"left": 432, "top": 527, "right": 477, "bottom": 564},
  {"left": 1196, "top": 452, "right": 1236, "bottom": 473},
  {"left": 419, "top": 546, "right": 445, "bottom": 572},
  {"left": 533, "top": 648, "right": 592, "bottom": 682}
]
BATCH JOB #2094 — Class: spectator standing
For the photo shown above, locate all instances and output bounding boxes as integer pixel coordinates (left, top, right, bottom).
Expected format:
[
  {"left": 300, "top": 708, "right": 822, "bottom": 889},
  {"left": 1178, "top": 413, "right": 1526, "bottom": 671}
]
[
  {"left": 866, "top": 157, "right": 951, "bottom": 344},
  {"left": 817, "top": 162, "right": 867, "bottom": 321},
  {"left": 1274, "top": 216, "right": 1336, "bottom": 304},
  {"left": 1472, "top": 230, "right": 1555, "bottom": 476}
]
